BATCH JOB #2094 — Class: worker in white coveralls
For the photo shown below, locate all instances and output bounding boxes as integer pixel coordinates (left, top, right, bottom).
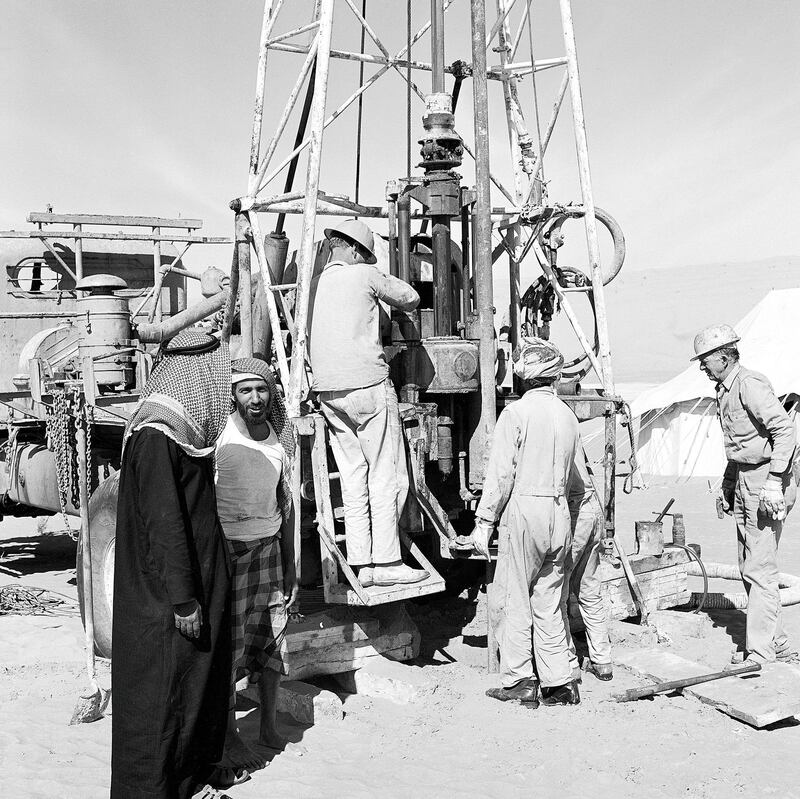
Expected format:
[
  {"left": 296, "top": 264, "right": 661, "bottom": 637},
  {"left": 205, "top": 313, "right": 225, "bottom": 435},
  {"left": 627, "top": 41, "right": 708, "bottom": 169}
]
[
  {"left": 470, "top": 337, "right": 581, "bottom": 708},
  {"left": 308, "top": 219, "right": 429, "bottom": 589},
  {"left": 564, "top": 451, "right": 613, "bottom": 681},
  {"left": 693, "top": 324, "right": 798, "bottom": 666}
]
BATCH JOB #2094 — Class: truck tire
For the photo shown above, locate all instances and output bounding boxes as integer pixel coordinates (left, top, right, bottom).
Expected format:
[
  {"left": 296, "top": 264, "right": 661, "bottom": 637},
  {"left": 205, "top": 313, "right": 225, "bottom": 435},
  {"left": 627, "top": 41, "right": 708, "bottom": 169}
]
[{"left": 77, "top": 471, "right": 119, "bottom": 659}]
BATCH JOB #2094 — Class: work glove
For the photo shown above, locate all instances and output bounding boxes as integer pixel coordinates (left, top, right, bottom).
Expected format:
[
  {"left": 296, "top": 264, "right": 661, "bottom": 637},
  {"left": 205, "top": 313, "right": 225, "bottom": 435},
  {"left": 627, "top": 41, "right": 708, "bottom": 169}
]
[
  {"left": 759, "top": 479, "right": 786, "bottom": 521},
  {"left": 469, "top": 520, "right": 495, "bottom": 560}
]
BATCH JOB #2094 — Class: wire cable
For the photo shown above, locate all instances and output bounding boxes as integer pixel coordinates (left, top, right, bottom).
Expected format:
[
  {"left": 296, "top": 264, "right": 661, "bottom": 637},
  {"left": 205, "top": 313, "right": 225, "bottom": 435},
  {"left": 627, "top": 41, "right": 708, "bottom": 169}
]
[
  {"left": 526, "top": 2, "right": 545, "bottom": 199},
  {"left": 354, "top": 0, "right": 367, "bottom": 205}
]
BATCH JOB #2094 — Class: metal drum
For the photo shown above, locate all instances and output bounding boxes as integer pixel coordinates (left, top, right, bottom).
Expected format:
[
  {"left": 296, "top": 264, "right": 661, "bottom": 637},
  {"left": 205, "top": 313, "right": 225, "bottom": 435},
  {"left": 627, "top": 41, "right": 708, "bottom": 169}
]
[{"left": 75, "top": 274, "right": 133, "bottom": 388}]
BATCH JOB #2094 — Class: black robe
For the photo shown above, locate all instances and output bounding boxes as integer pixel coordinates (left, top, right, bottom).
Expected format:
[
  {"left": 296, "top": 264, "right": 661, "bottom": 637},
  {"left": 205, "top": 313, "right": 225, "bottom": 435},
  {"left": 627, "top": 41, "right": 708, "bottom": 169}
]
[{"left": 111, "top": 427, "right": 231, "bottom": 799}]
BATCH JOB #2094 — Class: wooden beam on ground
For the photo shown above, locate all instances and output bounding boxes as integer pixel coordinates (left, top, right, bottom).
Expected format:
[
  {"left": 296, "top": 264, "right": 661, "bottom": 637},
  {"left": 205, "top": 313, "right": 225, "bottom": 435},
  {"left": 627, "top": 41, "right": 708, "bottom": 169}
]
[{"left": 279, "top": 604, "right": 420, "bottom": 681}]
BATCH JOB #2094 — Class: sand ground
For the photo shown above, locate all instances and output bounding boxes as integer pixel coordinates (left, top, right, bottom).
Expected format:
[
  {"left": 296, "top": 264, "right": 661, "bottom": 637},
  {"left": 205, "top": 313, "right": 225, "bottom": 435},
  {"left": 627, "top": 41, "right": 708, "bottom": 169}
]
[{"left": 3, "top": 478, "right": 800, "bottom": 799}]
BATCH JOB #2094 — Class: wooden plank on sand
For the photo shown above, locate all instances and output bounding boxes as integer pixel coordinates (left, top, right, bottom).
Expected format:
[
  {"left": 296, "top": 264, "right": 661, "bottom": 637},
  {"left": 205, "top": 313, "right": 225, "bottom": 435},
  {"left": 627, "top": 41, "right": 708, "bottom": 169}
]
[{"left": 616, "top": 648, "right": 800, "bottom": 728}]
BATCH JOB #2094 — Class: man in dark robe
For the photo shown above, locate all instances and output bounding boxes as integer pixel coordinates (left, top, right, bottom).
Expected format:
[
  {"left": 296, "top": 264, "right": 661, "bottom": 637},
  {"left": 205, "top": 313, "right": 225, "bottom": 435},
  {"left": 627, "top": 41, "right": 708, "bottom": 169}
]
[{"left": 111, "top": 329, "right": 232, "bottom": 799}]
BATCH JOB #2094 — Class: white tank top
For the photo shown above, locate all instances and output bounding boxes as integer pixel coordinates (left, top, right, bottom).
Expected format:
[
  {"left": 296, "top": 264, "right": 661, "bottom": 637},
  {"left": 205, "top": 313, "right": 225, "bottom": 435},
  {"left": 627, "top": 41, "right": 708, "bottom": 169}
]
[{"left": 214, "top": 413, "right": 284, "bottom": 542}]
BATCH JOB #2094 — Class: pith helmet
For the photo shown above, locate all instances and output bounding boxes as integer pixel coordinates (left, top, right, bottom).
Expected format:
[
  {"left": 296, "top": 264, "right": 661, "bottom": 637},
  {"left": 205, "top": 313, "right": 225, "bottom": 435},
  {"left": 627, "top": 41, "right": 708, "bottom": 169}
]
[
  {"left": 324, "top": 218, "right": 377, "bottom": 264},
  {"left": 513, "top": 337, "right": 564, "bottom": 381},
  {"left": 691, "top": 324, "right": 740, "bottom": 361}
]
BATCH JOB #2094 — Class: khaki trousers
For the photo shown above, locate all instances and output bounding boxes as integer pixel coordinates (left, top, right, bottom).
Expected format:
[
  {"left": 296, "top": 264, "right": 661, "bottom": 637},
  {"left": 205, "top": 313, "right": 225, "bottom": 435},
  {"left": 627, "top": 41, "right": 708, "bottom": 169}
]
[
  {"left": 318, "top": 379, "right": 406, "bottom": 566},
  {"left": 563, "top": 495, "right": 612, "bottom": 668},
  {"left": 494, "top": 496, "right": 572, "bottom": 689},
  {"left": 732, "top": 462, "right": 796, "bottom": 662}
]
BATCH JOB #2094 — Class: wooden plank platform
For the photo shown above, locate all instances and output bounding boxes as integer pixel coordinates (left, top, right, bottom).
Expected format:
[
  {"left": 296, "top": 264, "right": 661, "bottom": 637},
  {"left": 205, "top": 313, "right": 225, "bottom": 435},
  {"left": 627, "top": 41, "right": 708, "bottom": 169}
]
[
  {"left": 326, "top": 570, "right": 446, "bottom": 606},
  {"left": 616, "top": 648, "right": 800, "bottom": 728}
]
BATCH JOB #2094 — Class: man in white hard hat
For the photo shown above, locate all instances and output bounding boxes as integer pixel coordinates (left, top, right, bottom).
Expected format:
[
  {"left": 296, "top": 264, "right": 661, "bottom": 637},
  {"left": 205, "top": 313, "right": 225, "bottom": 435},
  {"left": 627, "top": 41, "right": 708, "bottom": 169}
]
[
  {"left": 308, "top": 219, "right": 429, "bottom": 588},
  {"left": 693, "top": 323, "right": 798, "bottom": 665},
  {"left": 470, "top": 337, "right": 581, "bottom": 708}
]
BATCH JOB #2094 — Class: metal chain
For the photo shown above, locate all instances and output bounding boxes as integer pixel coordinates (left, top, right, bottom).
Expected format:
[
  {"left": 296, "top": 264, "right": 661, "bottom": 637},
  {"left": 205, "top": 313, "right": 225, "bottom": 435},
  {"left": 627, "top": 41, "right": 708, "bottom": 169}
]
[
  {"left": 85, "top": 402, "right": 94, "bottom": 499},
  {"left": 69, "top": 390, "right": 81, "bottom": 510},
  {"left": 47, "top": 390, "right": 78, "bottom": 541}
]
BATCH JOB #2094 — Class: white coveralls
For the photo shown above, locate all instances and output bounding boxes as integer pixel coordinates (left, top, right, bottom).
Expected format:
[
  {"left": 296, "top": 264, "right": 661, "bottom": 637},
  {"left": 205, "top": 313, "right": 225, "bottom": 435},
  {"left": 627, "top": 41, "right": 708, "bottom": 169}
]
[
  {"left": 564, "top": 453, "right": 612, "bottom": 669},
  {"left": 308, "top": 260, "right": 420, "bottom": 567},
  {"left": 717, "top": 365, "right": 797, "bottom": 662},
  {"left": 477, "top": 386, "right": 579, "bottom": 689}
]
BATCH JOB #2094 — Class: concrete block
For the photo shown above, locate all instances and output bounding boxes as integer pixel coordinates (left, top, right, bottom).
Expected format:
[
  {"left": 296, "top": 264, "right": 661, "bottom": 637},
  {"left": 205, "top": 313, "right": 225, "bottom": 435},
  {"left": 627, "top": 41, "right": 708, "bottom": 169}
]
[
  {"left": 240, "top": 679, "right": 343, "bottom": 725},
  {"left": 332, "top": 657, "right": 437, "bottom": 705}
]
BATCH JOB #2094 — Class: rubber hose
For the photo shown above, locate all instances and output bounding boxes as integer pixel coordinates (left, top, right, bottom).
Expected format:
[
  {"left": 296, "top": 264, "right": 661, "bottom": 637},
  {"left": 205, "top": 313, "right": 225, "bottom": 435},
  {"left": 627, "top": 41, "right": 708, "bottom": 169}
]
[
  {"left": 664, "top": 543, "right": 708, "bottom": 614},
  {"left": 546, "top": 206, "right": 626, "bottom": 285},
  {"left": 685, "top": 561, "right": 800, "bottom": 609}
]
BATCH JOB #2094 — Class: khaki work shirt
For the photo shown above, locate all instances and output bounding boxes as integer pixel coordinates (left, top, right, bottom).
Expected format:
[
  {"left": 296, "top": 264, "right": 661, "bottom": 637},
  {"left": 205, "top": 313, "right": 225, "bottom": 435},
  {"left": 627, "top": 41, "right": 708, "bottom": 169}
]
[
  {"left": 716, "top": 364, "right": 796, "bottom": 475},
  {"left": 308, "top": 260, "right": 419, "bottom": 392},
  {"left": 476, "top": 387, "right": 580, "bottom": 524}
]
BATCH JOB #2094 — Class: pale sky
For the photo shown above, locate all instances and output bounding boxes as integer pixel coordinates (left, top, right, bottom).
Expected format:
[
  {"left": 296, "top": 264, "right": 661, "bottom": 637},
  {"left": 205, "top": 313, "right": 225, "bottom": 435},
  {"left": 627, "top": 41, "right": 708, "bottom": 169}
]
[{"left": 2, "top": 0, "right": 799, "bottom": 275}]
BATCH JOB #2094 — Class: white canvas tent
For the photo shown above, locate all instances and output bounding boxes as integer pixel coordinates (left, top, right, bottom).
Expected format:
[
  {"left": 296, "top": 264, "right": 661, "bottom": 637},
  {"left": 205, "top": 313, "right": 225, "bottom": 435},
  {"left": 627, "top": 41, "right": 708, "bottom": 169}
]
[{"left": 631, "top": 288, "right": 800, "bottom": 479}]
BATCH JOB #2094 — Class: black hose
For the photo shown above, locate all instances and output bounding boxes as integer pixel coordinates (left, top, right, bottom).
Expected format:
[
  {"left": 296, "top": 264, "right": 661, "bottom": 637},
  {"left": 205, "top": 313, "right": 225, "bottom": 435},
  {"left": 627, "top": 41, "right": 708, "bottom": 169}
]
[{"left": 665, "top": 543, "right": 708, "bottom": 614}]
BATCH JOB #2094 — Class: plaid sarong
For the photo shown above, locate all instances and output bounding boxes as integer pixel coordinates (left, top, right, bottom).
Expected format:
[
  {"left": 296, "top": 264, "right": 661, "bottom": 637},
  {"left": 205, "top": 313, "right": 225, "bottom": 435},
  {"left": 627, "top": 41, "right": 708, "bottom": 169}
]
[{"left": 226, "top": 535, "right": 289, "bottom": 678}]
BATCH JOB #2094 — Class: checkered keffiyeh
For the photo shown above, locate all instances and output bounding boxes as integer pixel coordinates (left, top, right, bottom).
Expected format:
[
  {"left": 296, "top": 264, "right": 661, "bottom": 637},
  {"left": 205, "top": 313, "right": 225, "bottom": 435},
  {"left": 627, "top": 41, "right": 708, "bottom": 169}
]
[
  {"left": 125, "top": 329, "right": 231, "bottom": 457},
  {"left": 226, "top": 535, "right": 289, "bottom": 679},
  {"left": 231, "top": 357, "right": 295, "bottom": 519}
]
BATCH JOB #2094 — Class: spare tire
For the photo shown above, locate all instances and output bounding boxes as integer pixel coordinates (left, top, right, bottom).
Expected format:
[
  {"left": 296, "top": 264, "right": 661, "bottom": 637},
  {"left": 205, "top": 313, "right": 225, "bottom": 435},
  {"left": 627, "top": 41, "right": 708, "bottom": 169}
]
[{"left": 77, "top": 471, "right": 119, "bottom": 659}]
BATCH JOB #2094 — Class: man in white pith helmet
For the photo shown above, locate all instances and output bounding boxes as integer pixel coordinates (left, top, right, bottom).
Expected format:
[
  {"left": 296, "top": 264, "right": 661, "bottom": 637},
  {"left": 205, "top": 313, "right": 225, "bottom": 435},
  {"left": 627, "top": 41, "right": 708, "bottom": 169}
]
[
  {"left": 308, "top": 219, "right": 428, "bottom": 588},
  {"left": 470, "top": 337, "right": 581, "bottom": 708},
  {"left": 693, "top": 323, "right": 798, "bottom": 666}
]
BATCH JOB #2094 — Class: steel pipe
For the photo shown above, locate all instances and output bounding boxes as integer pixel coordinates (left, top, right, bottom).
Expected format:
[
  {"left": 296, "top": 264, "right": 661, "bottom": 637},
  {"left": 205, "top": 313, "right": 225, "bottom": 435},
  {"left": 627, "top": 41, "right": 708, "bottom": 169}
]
[
  {"left": 430, "top": 0, "right": 446, "bottom": 93},
  {"left": 470, "top": 0, "right": 497, "bottom": 488},
  {"left": 397, "top": 194, "right": 412, "bottom": 283},
  {"left": 135, "top": 290, "right": 229, "bottom": 344}
]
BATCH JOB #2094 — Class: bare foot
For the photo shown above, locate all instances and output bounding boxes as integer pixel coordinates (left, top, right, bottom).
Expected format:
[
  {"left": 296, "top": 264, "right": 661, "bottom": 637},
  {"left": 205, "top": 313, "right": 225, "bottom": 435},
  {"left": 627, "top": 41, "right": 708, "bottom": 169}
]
[
  {"left": 222, "top": 728, "right": 266, "bottom": 771},
  {"left": 258, "top": 729, "right": 307, "bottom": 756},
  {"left": 258, "top": 728, "right": 289, "bottom": 750}
]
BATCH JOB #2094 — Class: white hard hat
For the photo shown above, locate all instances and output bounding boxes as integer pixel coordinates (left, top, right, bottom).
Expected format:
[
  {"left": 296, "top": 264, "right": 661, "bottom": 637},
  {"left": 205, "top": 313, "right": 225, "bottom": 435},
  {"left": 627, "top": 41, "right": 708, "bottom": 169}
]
[
  {"left": 513, "top": 337, "right": 564, "bottom": 381},
  {"left": 324, "top": 218, "right": 377, "bottom": 264},
  {"left": 690, "top": 324, "right": 740, "bottom": 361}
]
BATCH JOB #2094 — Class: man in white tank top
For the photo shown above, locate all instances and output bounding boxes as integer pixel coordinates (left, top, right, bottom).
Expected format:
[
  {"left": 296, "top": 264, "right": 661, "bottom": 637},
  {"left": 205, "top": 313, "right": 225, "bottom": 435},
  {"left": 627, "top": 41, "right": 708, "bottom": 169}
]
[{"left": 215, "top": 358, "right": 297, "bottom": 766}]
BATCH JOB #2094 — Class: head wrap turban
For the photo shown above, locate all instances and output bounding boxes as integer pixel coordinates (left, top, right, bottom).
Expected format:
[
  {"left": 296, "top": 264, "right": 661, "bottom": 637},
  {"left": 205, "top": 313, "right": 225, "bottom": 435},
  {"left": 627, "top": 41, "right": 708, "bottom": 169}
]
[
  {"left": 512, "top": 337, "right": 564, "bottom": 382},
  {"left": 124, "top": 328, "right": 230, "bottom": 457}
]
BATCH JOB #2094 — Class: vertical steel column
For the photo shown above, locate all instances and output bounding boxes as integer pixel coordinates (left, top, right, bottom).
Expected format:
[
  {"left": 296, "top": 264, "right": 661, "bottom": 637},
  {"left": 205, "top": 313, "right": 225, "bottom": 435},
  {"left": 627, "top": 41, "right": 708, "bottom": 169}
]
[
  {"left": 235, "top": 213, "right": 253, "bottom": 357},
  {"left": 469, "top": 0, "right": 496, "bottom": 488},
  {"left": 247, "top": 0, "right": 280, "bottom": 194},
  {"left": 460, "top": 201, "right": 471, "bottom": 326},
  {"left": 387, "top": 198, "right": 399, "bottom": 277},
  {"left": 559, "top": 0, "right": 614, "bottom": 392},
  {"left": 432, "top": 220, "right": 453, "bottom": 335},
  {"left": 604, "top": 409, "right": 616, "bottom": 538},
  {"left": 287, "top": 0, "right": 335, "bottom": 418},
  {"left": 74, "top": 224, "right": 83, "bottom": 281},
  {"left": 397, "top": 194, "right": 411, "bottom": 283},
  {"left": 430, "top": 0, "right": 446, "bottom": 93},
  {"left": 152, "top": 227, "right": 162, "bottom": 323},
  {"left": 506, "top": 227, "right": 520, "bottom": 351}
]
